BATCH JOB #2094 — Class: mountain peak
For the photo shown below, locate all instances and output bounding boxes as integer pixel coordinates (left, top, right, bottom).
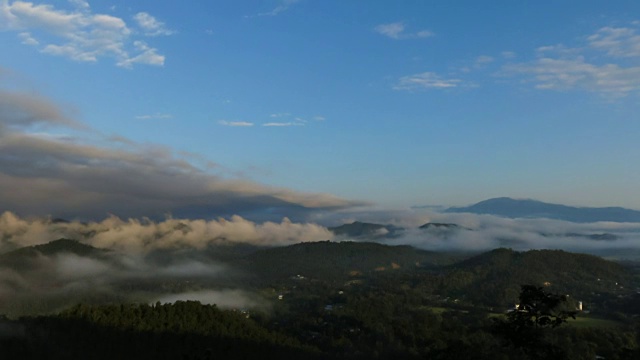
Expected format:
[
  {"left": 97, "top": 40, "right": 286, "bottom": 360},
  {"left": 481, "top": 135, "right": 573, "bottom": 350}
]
[{"left": 446, "top": 197, "right": 640, "bottom": 223}]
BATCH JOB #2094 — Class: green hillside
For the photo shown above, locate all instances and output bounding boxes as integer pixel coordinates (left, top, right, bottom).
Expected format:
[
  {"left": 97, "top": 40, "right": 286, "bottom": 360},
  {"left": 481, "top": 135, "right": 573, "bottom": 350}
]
[
  {"left": 443, "top": 248, "right": 633, "bottom": 308},
  {"left": 240, "top": 241, "right": 458, "bottom": 283}
]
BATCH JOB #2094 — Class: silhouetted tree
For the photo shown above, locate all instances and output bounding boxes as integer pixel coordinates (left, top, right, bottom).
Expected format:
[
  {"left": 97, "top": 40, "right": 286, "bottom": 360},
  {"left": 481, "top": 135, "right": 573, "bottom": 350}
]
[{"left": 493, "top": 285, "right": 576, "bottom": 359}]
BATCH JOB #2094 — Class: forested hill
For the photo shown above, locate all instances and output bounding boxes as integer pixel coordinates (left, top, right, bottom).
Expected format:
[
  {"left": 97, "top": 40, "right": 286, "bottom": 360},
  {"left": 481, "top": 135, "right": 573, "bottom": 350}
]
[
  {"left": 443, "top": 248, "right": 632, "bottom": 306},
  {"left": 0, "top": 238, "right": 107, "bottom": 259},
  {"left": 239, "top": 241, "right": 458, "bottom": 282},
  {"left": 0, "top": 238, "right": 110, "bottom": 270},
  {"left": 2, "top": 239, "right": 640, "bottom": 359}
]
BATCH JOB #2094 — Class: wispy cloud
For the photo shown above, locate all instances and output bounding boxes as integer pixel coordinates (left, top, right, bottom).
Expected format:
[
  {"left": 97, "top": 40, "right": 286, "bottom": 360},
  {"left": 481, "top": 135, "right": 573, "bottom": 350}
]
[
  {"left": 0, "top": 1, "right": 171, "bottom": 68},
  {"left": 219, "top": 120, "right": 254, "bottom": 127},
  {"left": 262, "top": 113, "right": 320, "bottom": 127},
  {"left": 588, "top": 26, "right": 640, "bottom": 58},
  {"left": 475, "top": 55, "right": 494, "bottom": 66},
  {"left": 374, "top": 22, "right": 433, "bottom": 40},
  {"left": 18, "top": 31, "right": 38, "bottom": 45},
  {"left": 116, "top": 41, "right": 165, "bottom": 68},
  {"left": 269, "top": 112, "right": 291, "bottom": 118},
  {"left": 263, "top": 122, "right": 304, "bottom": 127},
  {"left": 249, "top": 0, "right": 300, "bottom": 18},
  {"left": 135, "top": 113, "right": 173, "bottom": 120},
  {"left": 504, "top": 58, "right": 640, "bottom": 98},
  {"left": 459, "top": 55, "right": 496, "bottom": 73},
  {"left": 502, "top": 23, "right": 640, "bottom": 98},
  {"left": 219, "top": 114, "right": 323, "bottom": 128},
  {"left": 133, "top": 12, "right": 174, "bottom": 37},
  {"left": 393, "top": 72, "right": 463, "bottom": 91}
]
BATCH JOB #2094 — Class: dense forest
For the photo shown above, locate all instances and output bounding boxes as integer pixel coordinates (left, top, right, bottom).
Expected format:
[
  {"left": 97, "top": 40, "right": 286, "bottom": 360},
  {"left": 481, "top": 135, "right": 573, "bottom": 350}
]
[{"left": 1, "top": 240, "right": 640, "bottom": 359}]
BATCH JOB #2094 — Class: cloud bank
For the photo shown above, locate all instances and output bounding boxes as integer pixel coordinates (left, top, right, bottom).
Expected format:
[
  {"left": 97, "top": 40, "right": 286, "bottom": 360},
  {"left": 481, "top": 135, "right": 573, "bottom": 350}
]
[
  {"left": 0, "top": 82, "right": 364, "bottom": 221},
  {"left": 0, "top": 212, "right": 333, "bottom": 253},
  {"left": 345, "top": 211, "right": 640, "bottom": 255}
]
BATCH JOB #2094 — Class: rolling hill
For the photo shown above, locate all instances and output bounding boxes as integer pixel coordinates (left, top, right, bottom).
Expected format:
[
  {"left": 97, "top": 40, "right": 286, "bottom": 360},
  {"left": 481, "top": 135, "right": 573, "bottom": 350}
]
[
  {"left": 443, "top": 248, "right": 633, "bottom": 307},
  {"left": 0, "top": 238, "right": 110, "bottom": 270},
  {"left": 239, "top": 240, "right": 458, "bottom": 283}
]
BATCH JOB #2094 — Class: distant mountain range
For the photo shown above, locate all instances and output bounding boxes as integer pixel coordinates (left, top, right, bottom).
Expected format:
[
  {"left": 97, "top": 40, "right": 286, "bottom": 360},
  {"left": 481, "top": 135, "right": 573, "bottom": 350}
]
[{"left": 446, "top": 197, "right": 640, "bottom": 223}]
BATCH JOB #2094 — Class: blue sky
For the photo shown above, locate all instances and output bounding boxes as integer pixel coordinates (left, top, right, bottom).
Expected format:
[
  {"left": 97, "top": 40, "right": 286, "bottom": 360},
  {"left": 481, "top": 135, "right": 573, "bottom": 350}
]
[{"left": 1, "top": 0, "right": 640, "bottom": 221}]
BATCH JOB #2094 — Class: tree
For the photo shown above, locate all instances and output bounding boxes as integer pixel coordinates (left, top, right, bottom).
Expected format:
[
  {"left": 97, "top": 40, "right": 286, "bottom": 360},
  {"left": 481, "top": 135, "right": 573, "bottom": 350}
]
[
  {"left": 493, "top": 285, "right": 576, "bottom": 359},
  {"left": 509, "top": 285, "right": 576, "bottom": 329}
]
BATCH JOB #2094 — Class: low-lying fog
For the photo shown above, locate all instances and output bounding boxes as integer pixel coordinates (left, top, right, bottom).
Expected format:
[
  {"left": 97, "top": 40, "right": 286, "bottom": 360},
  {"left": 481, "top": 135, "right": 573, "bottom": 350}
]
[{"left": 1, "top": 210, "right": 639, "bottom": 317}]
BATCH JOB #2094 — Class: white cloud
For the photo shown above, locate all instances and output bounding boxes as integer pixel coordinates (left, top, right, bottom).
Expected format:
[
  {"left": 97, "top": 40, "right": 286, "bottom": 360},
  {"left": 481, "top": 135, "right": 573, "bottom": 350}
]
[
  {"left": 374, "top": 22, "right": 433, "bottom": 40},
  {"left": 68, "top": 0, "right": 89, "bottom": 10},
  {"left": 219, "top": 120, "right": 254, "bottom": 127},
  {"left": 117, "top": 40, "right": 165, "bottom": 68},
  {"left": 0, "top": 1, "right": 168, "bottom": 68},
  {"left": 504, "top": 57, "right": 640, "bottom": 98},
  {"left": 475, "top": 55, "right": 494, "bottom": 65},
  {"left": 502, "top": 51, "right": 516, "bottom": 59},
  {"left": 587, "top": 26, "right": 640, "bottom": 58},
  {"left": 269, "top": 112, "right": 291, "bottom": 118},
  {"left": 313, "top": 116, "right": 325, "bottom": 121},
  {"left": 459, "top": 55, "right": 495, "bottom": 73},
  {"left": 393, "top": 72, "right": 462, "bottom": 91},
  {"left": 0, "top": 212, "right": 335, "bottom": 253},
  {"left": 18, "top": 31, "right": 37, "bottom": 45},
  {"left": 502, "top": 23, "right": 640, "bottom": 98},
  {"left": 375, "top": 22, "right": 404, "bottom": 39},
  {"left": 135, "top": 113, "right": 173, "bottom": 120},
  {"left": 250, "top": 0, "right": 299, "bottom": 17},
  {"left": 416, "top": 30, "right": 434, "bottom": 38},
  {"left": 133, "top": 12, "right": 174, "bottom": 36},
  {"left": 262, "top": 122, "right": 304, "bottom": 127}
]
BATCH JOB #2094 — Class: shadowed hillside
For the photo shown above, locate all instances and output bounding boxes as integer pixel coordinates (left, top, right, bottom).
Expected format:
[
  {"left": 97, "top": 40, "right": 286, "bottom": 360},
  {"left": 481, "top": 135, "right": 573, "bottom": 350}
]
[
  {"left": 443, "top": 248, "right": 633, "bottom": 307},
  {"left": 239, "top": 241, "right": 458, "bottom": 283}
]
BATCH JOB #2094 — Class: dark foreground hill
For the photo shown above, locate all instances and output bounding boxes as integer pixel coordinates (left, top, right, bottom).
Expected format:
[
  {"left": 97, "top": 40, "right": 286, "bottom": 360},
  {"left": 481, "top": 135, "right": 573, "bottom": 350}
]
[
  {"left": 2, "top": 238, "right": 638, "bottom": 318},
  {"left": 2, "top": 241, "right": 640, "bottom": 360},
  {"left": 446, "top": 197, "right": 640, "bottom": 222},
  {"left": 444, "top": 248, "right": 632, "bottom": 307},
  {"left": 239, "top": 240, "right": 458, "bottom": 283}
]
